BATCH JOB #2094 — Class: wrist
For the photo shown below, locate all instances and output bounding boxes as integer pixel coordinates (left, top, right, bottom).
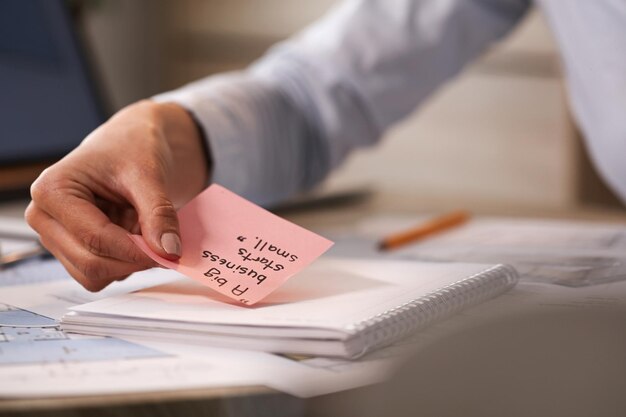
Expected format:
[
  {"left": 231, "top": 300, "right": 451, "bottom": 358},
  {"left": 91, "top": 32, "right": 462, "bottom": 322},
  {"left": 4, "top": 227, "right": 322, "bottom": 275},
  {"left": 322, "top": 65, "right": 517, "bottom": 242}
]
[
  {"left": 155, "top": 100, "right": 211, "bottom": 185},
  {"left": 126, "top": 100, "right": 211, "bottom": 204}
]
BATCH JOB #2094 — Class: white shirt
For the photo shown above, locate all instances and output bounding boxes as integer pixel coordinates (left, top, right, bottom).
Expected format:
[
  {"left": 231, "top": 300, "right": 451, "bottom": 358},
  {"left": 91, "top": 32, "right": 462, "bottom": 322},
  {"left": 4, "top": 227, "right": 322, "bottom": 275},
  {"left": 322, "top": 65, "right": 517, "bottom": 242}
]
[{"left": 155, "top": 0, "right": 626, "bottom": 206}]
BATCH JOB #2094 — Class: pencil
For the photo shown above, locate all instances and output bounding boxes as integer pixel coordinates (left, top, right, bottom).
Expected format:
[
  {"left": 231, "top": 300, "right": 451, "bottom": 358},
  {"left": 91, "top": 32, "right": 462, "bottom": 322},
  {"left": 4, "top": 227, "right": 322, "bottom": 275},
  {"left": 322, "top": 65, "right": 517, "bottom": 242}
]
[{"left": 378, "top": 210, "right": 471, "bottom": 251}]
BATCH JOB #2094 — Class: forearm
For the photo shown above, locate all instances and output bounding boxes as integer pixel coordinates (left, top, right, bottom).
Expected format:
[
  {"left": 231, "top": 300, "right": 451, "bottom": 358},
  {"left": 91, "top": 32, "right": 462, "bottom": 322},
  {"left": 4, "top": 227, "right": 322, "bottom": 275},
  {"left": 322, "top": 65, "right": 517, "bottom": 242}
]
[
  {"left": 156, "top": 0, "right": 530, "bottom": 205},
  {"left": 155, "top": 73, "right": 330, "bottom": 206}
]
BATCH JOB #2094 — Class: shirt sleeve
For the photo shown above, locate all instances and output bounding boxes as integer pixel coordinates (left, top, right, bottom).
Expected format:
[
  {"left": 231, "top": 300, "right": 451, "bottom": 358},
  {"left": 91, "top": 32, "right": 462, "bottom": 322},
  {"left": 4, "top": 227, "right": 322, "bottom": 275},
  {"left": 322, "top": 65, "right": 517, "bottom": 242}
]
[
  {"left": 154, "top": 0, "right": 530, "bottom": 206},
  {"left": 538, "top": 1, "right": 626, "bottom": 204}
]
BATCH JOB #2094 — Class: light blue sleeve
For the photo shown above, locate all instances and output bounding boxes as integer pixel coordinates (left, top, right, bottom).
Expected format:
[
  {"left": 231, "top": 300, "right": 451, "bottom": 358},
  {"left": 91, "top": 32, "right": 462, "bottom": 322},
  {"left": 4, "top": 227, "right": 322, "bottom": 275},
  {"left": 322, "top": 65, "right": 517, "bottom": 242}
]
[
  {"left": 155, "top": 0, "right": 530, "bottom": 206},
  {"left": 538, "top": 0, "right": 626, "bottom": 204}
]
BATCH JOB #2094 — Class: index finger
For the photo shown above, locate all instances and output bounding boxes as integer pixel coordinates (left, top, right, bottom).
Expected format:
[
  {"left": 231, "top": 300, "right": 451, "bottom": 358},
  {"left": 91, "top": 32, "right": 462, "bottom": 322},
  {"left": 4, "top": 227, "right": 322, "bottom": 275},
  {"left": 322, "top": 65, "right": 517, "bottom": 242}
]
[{"left": 32, "top": 187, "right": 153, "bottom": 266}]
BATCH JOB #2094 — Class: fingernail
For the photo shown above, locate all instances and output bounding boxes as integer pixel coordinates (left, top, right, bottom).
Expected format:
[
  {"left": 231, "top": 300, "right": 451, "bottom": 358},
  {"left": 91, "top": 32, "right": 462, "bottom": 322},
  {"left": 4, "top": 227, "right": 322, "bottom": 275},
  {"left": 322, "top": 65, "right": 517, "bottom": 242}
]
[{"left": 161, "top": 232, "right": 181, "bottom": 257}]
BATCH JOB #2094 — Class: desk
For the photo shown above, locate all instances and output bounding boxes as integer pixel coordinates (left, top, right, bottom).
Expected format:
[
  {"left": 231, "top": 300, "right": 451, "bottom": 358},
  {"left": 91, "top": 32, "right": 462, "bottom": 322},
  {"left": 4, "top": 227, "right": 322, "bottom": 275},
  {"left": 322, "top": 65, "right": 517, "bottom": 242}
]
[
  {"left": 1, "top": 193, "right": 626, "bottom": 417},
  {"left": 301, "top": 193, "right": 626, "bottom": 417}
]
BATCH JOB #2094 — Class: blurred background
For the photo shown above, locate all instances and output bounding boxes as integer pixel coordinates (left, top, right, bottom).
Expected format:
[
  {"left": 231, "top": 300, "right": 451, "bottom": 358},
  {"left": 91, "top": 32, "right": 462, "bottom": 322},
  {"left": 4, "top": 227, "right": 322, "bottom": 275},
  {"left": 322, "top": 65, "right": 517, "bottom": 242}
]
[{"left": 1, "top": 0, "right": 622, "bottom": 211}]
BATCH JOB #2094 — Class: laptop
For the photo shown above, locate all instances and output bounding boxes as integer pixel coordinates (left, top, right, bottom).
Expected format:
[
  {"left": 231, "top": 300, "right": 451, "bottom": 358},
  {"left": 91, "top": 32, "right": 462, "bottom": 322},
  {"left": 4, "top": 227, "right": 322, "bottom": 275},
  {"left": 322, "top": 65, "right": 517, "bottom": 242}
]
[{"left": 0, "top": 0, "right": 106, "bottom": 194}]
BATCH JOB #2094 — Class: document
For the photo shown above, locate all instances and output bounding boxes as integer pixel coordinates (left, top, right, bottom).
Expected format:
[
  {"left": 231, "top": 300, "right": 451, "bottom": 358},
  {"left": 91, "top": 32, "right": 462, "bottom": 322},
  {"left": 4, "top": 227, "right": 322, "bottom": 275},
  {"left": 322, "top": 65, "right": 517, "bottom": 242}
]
[
  {"left": 0, "top": 303, "right": 164, "bottom": 366},
  {"left": 0, "top": 262, "right": 274, "bottom": 398},
  {"left": 325, "top": 215, "right": 626, "bottom": 286},
  {"left": 132, "top": 184, "right": 333, "bottom": 305}
]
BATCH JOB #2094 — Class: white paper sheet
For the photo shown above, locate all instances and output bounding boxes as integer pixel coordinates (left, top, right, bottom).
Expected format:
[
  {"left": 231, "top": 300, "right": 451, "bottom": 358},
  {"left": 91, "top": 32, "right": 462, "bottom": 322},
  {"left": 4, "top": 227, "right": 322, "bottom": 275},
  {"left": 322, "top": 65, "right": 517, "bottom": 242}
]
[
  {"left": 326, "top": 215, "right": 626, "bottom": 286},
  {"left": 68, "top": 260, "right": 500, "bottom": 330},
  {"left": 5, "top": 213, "right": 624, "bottom": 399},
  {"left": 0, "top": 263, "right": 273, "bottom": 398}
]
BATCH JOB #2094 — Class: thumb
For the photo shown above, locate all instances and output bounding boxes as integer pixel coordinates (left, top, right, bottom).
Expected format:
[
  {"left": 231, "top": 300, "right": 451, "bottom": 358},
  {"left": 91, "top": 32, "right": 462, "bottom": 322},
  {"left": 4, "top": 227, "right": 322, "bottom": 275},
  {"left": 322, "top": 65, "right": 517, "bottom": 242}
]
[{"left": 131, "top": 186, "right": 182, "bottom": 261}]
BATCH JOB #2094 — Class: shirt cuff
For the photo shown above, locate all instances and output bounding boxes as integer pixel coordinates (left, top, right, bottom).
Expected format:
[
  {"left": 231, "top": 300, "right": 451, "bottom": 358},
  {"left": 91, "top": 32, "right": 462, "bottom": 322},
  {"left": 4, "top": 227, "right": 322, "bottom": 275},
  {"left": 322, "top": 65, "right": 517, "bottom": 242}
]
[{"left": 152, "top": 73, "right": 269, "bottom": 203}]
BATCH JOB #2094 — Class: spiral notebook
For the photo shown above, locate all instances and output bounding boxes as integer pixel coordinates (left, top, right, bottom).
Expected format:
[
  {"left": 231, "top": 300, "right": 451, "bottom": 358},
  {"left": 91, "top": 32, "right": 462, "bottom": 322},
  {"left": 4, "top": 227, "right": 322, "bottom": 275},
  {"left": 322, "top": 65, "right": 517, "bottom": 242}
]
[{"left": 62, "top": 258, "right": 518, "bottom": 358}]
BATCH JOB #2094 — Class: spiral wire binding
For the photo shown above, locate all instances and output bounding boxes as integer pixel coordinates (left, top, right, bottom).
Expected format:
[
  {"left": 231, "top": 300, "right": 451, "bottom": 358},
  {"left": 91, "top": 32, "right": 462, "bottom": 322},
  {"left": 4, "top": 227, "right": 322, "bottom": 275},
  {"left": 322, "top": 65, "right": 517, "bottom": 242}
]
[{"left": 346, "top": 264, "right": 519, "bottom": 358}]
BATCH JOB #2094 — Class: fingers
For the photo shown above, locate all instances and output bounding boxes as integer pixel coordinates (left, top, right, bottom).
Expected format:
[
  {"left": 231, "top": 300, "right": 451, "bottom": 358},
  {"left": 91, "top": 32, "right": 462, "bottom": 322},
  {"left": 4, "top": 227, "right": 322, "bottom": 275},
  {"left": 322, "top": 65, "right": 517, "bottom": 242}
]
[
  {"left": 94, "top": 197, "right": 140, "bottom": 232},
  {"left": 24, "top": 101, "right": 199, "bottom": 292},
  {"left": 123, "top": 178, "right": 182, "bottom": 261},
  {"left": 29, "top": 176, "right": 153, "bottom": 266},
  {"left": 26, "top": 203, "right": 154, "bottom": 291}
]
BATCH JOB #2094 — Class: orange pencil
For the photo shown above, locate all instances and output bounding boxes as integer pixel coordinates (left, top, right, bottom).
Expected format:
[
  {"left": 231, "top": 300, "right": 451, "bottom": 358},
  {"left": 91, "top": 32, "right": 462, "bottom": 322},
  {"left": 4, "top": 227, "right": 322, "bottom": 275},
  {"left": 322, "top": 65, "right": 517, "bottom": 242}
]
[{"left": 378, "top": 210, "right": 471, "bottom": 251}]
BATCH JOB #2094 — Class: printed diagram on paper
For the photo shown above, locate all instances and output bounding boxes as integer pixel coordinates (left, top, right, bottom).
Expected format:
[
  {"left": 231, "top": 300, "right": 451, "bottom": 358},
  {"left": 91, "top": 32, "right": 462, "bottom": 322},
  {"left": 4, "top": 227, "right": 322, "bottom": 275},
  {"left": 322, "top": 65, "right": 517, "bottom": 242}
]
[{"left": 0, "top": 303, "right": 165, "bottom": 366}]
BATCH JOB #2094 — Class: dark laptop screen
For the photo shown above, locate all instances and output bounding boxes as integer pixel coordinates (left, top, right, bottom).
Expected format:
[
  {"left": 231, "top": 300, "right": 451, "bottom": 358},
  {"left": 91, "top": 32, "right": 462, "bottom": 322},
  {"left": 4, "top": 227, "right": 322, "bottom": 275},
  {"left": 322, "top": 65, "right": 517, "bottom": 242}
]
[{"left": 0, "top": 0, "right": 105, "bottom": 165}]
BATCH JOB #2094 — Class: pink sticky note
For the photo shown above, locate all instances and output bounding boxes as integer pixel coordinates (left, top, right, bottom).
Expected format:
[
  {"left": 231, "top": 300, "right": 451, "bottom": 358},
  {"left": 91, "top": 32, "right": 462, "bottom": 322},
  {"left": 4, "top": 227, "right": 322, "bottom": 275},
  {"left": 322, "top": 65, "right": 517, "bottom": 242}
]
[{"left": 130, "top": 184, "right": 333, "bottom": 306}]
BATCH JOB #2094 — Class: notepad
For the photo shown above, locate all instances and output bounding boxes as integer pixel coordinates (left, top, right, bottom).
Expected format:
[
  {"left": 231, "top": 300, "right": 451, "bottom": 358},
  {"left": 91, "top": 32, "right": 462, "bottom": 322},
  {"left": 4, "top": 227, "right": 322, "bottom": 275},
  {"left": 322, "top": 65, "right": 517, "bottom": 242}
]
[{"left": 62, "top": 258, "right": 518, "bottom": 358}]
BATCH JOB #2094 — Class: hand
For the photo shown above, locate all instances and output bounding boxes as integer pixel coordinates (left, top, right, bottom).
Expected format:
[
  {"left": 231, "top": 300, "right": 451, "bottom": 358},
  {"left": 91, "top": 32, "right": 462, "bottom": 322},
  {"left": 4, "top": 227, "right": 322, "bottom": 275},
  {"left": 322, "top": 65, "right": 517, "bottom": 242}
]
[{"left": 25, "top": 100, "right": 209, "bottom": 291}]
